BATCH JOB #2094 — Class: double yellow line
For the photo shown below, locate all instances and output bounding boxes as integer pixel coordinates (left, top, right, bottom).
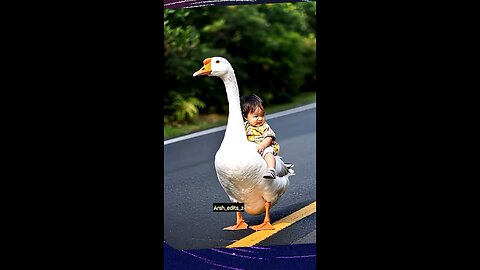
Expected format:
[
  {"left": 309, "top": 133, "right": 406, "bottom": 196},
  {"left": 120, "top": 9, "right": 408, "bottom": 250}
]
[{"left": 226, "top": 201, "right": 316, "bottom": 248}]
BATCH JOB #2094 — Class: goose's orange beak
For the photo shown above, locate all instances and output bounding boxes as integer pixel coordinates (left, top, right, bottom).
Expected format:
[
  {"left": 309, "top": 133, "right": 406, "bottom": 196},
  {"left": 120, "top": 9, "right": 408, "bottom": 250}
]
[{"left": 193, "top": 58, "right": 212, "bottom": 77}]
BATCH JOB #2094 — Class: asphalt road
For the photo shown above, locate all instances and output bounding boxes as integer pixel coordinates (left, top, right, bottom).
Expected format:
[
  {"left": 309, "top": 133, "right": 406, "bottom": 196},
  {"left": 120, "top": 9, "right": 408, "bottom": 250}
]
[{"left": 164, "top": 105, "right": 316, "bottom": 250}]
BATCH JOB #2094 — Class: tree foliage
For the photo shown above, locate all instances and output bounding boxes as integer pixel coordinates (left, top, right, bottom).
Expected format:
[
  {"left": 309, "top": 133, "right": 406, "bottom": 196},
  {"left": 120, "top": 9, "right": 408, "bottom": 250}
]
[{"left": 164, "top": 3, "right": 316, "bottom": 123}]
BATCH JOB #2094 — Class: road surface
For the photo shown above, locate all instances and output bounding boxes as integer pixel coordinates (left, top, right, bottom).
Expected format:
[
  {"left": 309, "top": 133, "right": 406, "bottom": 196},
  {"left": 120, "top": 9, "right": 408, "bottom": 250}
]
[{"left": 164, "top": 104, "right": 316, "bottom": 250}]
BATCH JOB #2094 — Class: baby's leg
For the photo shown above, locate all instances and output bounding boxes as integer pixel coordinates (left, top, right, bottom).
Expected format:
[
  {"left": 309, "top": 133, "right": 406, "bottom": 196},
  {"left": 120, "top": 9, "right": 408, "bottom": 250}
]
[
  {"left": 262, "top": 146, "right": 277, "bottom": 178},
  {"left": 264, "top": 152, "right": 276, "bottom": 169}
]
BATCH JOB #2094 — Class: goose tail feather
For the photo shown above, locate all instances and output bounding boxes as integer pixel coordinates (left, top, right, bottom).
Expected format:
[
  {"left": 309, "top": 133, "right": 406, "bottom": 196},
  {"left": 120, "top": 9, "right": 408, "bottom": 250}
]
[{"left": 275, "top": 156, "right": 295, "bottom": 177}]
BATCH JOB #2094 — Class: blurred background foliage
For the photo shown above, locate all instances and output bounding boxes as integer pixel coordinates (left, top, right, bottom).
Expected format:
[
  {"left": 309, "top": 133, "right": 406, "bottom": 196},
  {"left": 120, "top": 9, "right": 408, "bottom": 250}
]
[{"left": 164, "top": 2, "right": 316, "bottom": 125}]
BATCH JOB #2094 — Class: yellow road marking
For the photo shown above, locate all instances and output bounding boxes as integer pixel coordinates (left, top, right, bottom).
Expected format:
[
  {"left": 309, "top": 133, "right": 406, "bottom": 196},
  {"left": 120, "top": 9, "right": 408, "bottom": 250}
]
[{"left": 226, "top": 201, "right": 316, "bottom": 248}]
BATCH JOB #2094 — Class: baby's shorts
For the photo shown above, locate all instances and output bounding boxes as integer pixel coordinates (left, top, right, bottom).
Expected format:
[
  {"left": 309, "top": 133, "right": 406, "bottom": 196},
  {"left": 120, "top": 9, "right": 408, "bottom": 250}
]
[{"left": 262, "top": 146, "right": 275, "bottom": 157}]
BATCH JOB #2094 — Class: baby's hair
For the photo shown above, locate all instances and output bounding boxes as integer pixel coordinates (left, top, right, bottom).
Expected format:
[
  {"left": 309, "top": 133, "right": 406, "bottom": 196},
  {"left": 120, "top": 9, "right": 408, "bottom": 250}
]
[{"left": 241, "top": 94, "right": 264, "bottom": 117}]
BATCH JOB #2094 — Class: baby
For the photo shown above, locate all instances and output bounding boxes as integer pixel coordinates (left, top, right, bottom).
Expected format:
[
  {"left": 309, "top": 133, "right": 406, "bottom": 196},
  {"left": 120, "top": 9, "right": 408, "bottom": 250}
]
[{"left": 241, "top": 94, "right": 280, "bottom": 179}]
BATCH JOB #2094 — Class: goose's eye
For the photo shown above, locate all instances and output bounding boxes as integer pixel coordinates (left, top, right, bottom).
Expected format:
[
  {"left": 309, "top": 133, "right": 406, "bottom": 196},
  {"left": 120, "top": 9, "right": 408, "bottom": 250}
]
[{"left": 216, "top": 60, "right": 220, "bottom": 63}]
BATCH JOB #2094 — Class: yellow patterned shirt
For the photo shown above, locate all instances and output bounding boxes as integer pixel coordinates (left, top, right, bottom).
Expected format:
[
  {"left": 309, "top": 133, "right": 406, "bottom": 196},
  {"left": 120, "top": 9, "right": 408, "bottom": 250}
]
[{"left": 244, "top": 121, "right": 280, "bottom": 155}]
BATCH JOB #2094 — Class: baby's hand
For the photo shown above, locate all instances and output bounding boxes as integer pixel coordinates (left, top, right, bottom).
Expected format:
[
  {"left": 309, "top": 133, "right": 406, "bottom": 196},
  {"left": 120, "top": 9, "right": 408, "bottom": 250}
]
[{"left": 256, "top": 144, "right": 265, "bottom": 154}]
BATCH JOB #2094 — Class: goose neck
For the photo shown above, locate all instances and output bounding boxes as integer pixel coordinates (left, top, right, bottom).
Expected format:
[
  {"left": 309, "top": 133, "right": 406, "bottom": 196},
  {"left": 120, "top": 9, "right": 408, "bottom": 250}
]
[
  {"left": 222, "top": 71, "right": 240, "bottom": 105},
  {"left": 221, "top": 71, "right": 246, "bottom": 141}
]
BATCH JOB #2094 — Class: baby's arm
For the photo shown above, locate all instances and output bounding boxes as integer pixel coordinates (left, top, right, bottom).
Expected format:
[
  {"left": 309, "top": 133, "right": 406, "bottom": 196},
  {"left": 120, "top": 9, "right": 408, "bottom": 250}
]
[{"left": 256, "top": 136, "right": 273, "bottom": 154}]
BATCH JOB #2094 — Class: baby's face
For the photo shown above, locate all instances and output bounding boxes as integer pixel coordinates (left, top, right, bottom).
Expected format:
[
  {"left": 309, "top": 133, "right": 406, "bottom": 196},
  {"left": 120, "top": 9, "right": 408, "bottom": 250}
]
[{"left": 246, "top": 107, "right": 266, "bottom": 127}]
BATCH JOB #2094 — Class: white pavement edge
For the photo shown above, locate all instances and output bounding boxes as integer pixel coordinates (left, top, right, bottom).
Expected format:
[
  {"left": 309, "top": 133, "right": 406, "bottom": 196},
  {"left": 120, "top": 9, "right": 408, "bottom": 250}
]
[{"left": 164, "top": 102, "right": 316, "bottom": 145}]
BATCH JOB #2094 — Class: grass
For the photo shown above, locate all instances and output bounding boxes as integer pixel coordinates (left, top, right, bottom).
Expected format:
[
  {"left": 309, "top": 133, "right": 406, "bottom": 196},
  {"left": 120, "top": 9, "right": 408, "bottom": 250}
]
[{"left": 164, "top": 91, "right": 316, "bottom": 140}]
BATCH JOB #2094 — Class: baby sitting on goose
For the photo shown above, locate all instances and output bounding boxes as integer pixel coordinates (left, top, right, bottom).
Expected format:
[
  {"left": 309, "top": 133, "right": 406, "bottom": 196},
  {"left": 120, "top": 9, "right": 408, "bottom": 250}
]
[
  {"left": 193, "top": 57, "right": 295, "bottom": 231},
  {"left": 241, "top": 94, "right": 280, "bottom": 179}
]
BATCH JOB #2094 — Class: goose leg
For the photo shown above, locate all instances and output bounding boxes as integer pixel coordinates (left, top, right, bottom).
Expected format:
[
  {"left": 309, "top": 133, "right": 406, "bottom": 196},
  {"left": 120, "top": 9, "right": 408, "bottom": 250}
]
[
  {"left": 250, "top": 201, "right": 275, "bottom": 231},
  {"left": 223, "top": 212, "right": 249, "bottom": 230}
]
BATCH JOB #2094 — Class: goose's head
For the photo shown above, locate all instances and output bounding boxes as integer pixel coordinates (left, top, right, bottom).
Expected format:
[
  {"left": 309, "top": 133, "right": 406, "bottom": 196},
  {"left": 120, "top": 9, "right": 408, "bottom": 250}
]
[{"left": 193, "top": 57, "right": 233, "bottom": 78}]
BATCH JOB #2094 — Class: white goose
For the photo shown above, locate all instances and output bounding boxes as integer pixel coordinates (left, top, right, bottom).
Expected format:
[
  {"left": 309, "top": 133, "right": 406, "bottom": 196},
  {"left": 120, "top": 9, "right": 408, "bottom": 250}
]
[{"left": 193, "top": 57, "right": 295, "bottom": 231}]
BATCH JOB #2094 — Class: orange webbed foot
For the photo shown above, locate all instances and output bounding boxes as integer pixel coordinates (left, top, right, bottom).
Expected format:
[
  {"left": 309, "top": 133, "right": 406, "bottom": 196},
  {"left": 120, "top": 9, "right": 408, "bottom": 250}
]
[
  {"left": 223, "top": 220, "right": 249, "bottom": 231},
  {"left": 250, "top": 221, "right": 275, "bottom": 231}
]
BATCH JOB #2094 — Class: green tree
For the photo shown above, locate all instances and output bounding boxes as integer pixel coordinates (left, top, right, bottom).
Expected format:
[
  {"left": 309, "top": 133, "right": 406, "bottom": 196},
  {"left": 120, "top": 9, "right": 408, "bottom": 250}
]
[{"left": 164, "top": 2, "right": 316, "bottom": 121}]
